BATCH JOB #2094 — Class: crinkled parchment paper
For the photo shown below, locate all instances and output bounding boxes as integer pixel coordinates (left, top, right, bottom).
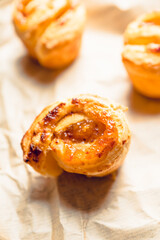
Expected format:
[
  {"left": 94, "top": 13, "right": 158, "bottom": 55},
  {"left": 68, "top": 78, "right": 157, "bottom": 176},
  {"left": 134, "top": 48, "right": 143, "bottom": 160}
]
[{"left": 0, "top": 0, "right": 160, "bottom": 239}]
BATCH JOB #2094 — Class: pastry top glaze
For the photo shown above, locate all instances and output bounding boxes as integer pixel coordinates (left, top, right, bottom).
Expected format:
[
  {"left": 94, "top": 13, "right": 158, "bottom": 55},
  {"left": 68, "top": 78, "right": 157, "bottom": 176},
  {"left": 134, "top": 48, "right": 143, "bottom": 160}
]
[
  {"left": 21, "top": 95, "right": 131, "bottom": 177},
  {"left": 124, "top": 11, "right": 160, "bottom": 45},
  {"left": 123, "top": 11, "right": 160, "bottom": 69}
]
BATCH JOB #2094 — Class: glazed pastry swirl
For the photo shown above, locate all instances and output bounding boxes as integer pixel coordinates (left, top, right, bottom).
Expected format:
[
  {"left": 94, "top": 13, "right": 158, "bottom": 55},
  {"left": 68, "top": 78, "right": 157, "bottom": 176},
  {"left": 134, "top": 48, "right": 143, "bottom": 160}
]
[
  {"left": 13, "top": 0, "right": 86, "bottom": 68},
  {"left": 122, "top": 11, "right": 160, "bottom": 98},
  {"left": 21, "top": 95, "right": 131, "bottom": 177}
]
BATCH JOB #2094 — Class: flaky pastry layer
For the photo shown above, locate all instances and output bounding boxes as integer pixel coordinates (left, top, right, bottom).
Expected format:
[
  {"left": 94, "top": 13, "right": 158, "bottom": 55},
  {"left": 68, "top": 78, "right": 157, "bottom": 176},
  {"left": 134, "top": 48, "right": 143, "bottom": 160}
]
[
  {"left": 122, "top": 11, "right": 160, "bottom": 98},
  {"left": 13, "top": 0, "right": 86, "bottom": 69}
]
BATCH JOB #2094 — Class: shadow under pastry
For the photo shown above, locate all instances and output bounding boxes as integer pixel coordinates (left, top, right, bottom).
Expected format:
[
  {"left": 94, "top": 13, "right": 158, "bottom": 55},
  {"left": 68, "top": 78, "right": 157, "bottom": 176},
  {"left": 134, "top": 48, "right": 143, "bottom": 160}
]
[
  {"left": 16, "top": 54, "right": 68, "bottom": 84},
  {"left": 57, "top": 171, "right": 117, "bottom": 212},
  {"left": 128, "top": 87, "right": 160, "bottom": 115}
]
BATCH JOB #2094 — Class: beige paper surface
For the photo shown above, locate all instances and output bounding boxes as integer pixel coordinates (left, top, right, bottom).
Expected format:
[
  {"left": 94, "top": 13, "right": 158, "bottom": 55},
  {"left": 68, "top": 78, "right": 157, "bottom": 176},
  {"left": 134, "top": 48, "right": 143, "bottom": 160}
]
[{"left": 0, "top": 1, "right": 160, "bottom": 239}]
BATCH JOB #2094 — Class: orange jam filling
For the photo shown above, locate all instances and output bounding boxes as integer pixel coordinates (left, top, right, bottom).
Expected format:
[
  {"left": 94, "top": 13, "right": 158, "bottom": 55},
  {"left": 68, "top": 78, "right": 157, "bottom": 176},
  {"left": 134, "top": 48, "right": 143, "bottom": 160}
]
[
  {"left": 147, "top": 44, "right": 160, "bottom": 53},
  {"left": 143, "top": 19, "right": 160, "bottom": 26},
  {"left": 56, "top": 119, "right": 106, "bottom": 143}
]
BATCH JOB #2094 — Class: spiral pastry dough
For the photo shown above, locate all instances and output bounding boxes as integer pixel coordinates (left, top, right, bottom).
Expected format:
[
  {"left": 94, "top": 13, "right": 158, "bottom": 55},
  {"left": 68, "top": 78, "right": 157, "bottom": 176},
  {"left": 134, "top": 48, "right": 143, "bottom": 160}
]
[
  {"left": 21, "top": 95, "right": 131, "bottom": 177},
  {"left": 122, "top": 11, "right": 160, "bottom": 98},
  {"left": 13, "top": 0, "right": 86, "bottom": 69}
]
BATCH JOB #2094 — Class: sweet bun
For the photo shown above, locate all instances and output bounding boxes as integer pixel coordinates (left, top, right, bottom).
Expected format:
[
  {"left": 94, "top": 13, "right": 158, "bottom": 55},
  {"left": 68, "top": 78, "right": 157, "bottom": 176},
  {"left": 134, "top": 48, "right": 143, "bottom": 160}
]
[
  {"left": 13, "top": 0, "right": 86, "bottom": 69},
  {"left": 21, "top": 95, "right": 131, "bottom": 177},
  {"left": 122, "top": 11, "right": 160, "bottom": 98}
]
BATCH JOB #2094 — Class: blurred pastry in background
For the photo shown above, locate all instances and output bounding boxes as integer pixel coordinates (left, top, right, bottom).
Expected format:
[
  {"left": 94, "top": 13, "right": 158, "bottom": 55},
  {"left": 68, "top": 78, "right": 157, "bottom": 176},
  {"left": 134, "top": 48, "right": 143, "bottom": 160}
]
[
  {"left": 21, "top": 95, "right": 131, "bottom": 178},
  {"left": 122, "top": 11, "right": 160, "bottom": 98},
  {"left": 13, "top": 0, "right": 86, "bottom": 69}
]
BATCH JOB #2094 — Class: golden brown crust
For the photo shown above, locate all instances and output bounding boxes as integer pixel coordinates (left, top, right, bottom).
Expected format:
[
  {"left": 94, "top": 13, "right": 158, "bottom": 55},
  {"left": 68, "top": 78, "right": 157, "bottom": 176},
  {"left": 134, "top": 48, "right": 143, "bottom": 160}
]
[
  {"left": 13, "top": 0, "right": 86, "bottom": 69},
  {"left": 21, "top": 95, "right": 131, "bottom": 177},
  {"left": 122, "top": 11, "right": 160, "bottom": 98}
]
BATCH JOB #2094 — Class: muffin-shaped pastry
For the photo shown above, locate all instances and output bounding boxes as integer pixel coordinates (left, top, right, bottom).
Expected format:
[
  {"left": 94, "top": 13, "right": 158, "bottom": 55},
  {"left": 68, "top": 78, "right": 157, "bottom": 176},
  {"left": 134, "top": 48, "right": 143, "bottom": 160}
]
[
  {"left": 122, "top": 11, "right": 160, "bottom": 98},
  {"left": 21, "top": 95, "right": 131, "bottom": 177},
  {"left": 13, "top": 0, "right": 86, "bottom": 69}
]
